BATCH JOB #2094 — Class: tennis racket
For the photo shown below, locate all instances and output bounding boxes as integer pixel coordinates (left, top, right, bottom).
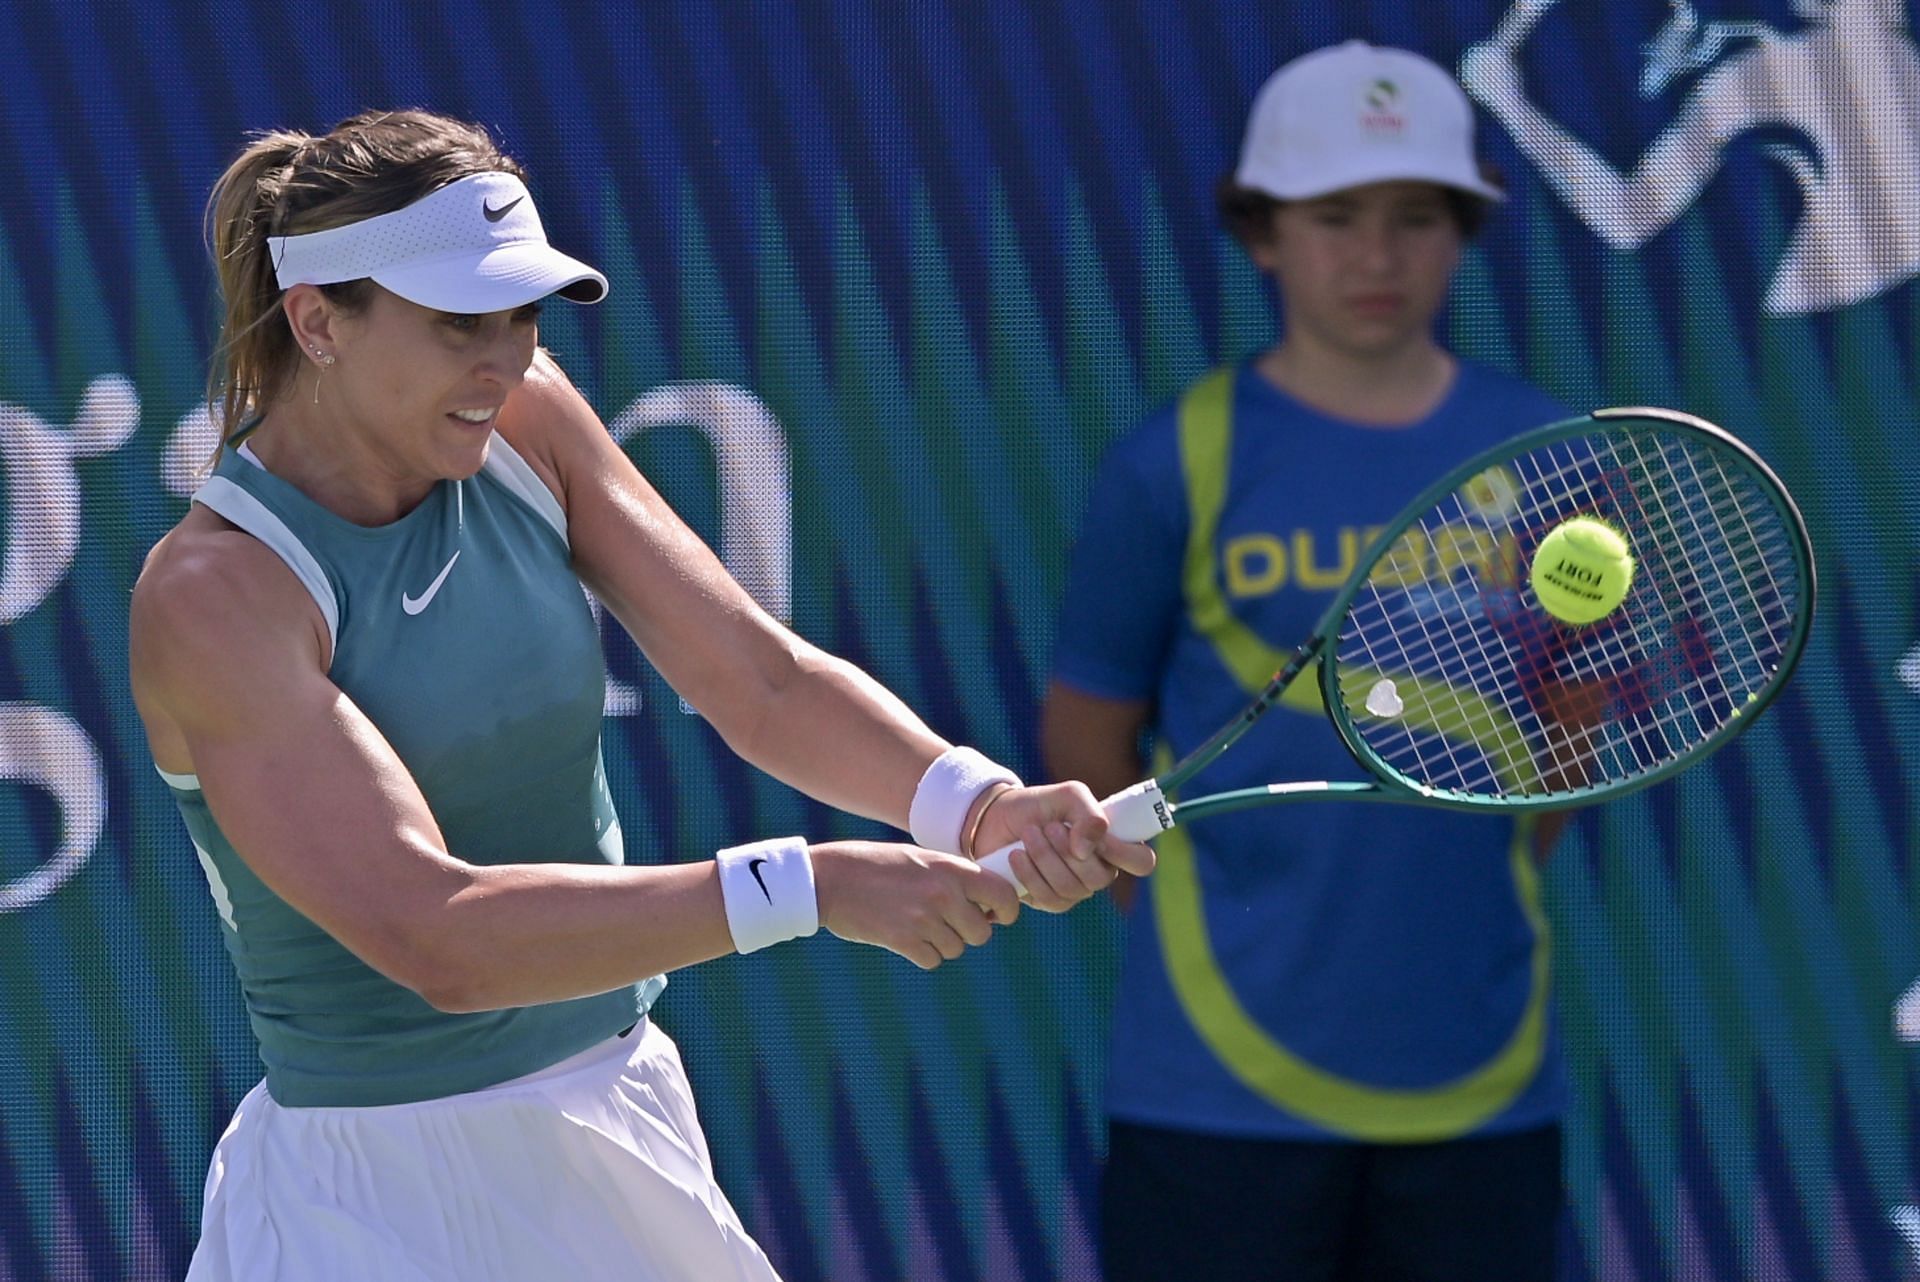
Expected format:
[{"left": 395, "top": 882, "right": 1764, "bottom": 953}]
[{"left": 981, "top": 406, "right": 1814, "bottom": 893}]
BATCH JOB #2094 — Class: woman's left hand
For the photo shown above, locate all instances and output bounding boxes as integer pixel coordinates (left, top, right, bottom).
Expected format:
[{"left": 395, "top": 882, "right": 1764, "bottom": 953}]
[{"left": 966, "top": 781, "right": 1156, "bottom": 913}]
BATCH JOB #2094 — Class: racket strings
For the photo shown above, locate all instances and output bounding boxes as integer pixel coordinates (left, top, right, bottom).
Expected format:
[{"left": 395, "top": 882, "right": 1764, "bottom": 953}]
[
  {"left": 1628, "top": 436, "right": 1800, "bottom": 693},
  {"left": 1334, "top": 423, "right": 1804, "bottom": 801},
  {"left": 1522, "top": 431, "right": 1792, "bottom": 787},
  {"left": 1491, "top": 435, "right": 1785, "bottom": 789}
]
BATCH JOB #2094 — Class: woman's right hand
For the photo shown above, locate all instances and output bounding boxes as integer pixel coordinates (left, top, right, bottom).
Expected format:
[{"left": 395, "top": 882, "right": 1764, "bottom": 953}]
[{"left": 810, "top": 841, "right": 1021, "bottom": 970}]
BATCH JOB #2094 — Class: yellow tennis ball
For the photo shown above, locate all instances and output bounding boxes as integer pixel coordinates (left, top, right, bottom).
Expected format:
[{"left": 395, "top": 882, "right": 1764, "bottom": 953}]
[{"left": 1530, "top": 516, "right": 1635, "bottom": 624}]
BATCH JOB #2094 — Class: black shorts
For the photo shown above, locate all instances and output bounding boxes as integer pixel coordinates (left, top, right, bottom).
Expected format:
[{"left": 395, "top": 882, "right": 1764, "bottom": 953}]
[{"left": 1100, "top": 1117, "right": 1563, "bottom": 1282}]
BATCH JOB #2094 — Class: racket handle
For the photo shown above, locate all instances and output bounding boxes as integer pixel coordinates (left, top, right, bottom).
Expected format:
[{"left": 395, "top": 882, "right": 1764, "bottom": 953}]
[{"left": 976, "top": 780, "right": 1173, "bottom": 896}]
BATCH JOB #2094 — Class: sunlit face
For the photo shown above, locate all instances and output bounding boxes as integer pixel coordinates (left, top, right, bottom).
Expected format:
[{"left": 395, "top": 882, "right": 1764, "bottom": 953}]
[
  {"left": 1249, "top": 181, "right": 1465, "bottom": 361},
  {"left": 319, "top": 286, "right": 542, "bottom": 482}
]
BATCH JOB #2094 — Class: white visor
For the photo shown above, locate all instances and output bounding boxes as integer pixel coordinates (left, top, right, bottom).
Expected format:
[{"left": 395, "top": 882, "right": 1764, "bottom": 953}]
[{"left": 268, "top": 172, "right": 608, "bottom": 312}]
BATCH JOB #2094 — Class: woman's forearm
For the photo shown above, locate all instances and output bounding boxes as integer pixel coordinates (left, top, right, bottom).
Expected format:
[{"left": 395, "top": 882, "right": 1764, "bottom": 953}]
[
  {"left": 405, "top": 859, "right": 735, "bottom": 1012},
  {"left": 702, "top": 641, "right": 949, "bottom": 828}
]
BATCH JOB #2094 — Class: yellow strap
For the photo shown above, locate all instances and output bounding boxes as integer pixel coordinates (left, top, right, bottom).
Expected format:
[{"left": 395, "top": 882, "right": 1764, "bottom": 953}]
[
  {"left": 1153, "top": 809, "right": 1552, "bottom": 1141},
  {"left": 1178, "top": 368, "right": 1310, "bottom": 700},
  {"left": 1161, "top": 370, "right": 1551, "bottom": 1139}
]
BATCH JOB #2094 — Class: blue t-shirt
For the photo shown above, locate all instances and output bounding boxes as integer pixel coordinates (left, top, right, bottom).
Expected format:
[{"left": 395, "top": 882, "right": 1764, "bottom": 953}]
[{"left": 1056, "top": 361, "right": 1571, "bottom": 1142}]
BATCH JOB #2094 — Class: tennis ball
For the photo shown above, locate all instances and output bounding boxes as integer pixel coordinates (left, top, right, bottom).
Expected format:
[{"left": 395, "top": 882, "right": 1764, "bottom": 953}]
[{"left": 1530, "top": 516, "right": 1634, "bottom": 625}]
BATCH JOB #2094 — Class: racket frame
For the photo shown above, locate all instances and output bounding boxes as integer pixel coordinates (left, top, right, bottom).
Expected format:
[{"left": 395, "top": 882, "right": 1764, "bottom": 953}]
[
  {"left": 980, "top": 406, "right": 1815, "bottom": 882},
  {"left": 1155, "top": 406, "right": 1815, "bottom": 823}
]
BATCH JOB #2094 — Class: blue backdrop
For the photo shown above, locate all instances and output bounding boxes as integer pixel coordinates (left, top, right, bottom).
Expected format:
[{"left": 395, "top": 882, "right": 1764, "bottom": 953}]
[{"left": 2, "top": 1, "right": 1918, "bottom": 1278}]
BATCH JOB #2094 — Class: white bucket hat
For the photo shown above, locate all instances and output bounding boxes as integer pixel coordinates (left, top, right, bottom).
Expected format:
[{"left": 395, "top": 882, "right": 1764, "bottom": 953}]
[
  {"left": 1236, "top": 41, "right": 1504, "bottom": 203},
  {"left": 268, "top": 171, "right": 608, "bottom": 311}
]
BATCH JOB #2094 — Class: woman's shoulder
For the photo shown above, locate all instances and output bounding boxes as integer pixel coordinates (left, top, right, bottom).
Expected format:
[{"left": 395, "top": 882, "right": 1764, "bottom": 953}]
[
  {"left": 132, "top": 509, "right": 333, "bottom": 679},
  {"left": 492, "top": 349, "right": 602, "bottom": 509},
  {"left": 138, "top": 505, "right": 285, "bottom": 600}
]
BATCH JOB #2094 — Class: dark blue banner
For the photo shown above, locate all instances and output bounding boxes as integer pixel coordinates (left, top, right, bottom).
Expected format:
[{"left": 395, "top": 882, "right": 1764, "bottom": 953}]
[{"left": 2, "top": 1, "right": 1917, "bottom": 1277}]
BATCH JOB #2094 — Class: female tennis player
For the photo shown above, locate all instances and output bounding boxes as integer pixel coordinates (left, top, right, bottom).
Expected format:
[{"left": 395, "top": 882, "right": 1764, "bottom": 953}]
[{"left": 129, "top": 109, "right": 1152, "bottom": 1281}]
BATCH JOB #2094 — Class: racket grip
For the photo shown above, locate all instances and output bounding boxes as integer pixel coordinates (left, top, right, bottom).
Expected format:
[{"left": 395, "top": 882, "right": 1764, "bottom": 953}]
[{"left": 976, "top": 780, "right": 1173, "bottom": 896}]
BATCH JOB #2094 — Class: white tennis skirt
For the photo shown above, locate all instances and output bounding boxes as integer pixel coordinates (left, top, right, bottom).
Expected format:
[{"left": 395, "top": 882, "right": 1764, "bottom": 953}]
[{"left": 187, "top": 1019, "right": 781, "bottom": 1281}]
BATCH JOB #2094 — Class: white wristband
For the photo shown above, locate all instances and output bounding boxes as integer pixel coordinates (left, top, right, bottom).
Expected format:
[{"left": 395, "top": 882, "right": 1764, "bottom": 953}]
[
  {"left": 715, "top": 837, "right": 819, "bottom": 954},
  {"left": 909, "top": 746, "right": 1020, "bottom": 855}
]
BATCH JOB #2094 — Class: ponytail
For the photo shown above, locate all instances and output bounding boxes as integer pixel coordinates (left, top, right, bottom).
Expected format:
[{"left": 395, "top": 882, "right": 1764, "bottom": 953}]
[{"left": 201, "top": 111, "right": 527, "bottom": 462}]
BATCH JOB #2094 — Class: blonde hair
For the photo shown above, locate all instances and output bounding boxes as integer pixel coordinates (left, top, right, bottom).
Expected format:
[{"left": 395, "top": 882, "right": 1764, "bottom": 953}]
[{"left": 203, "top": 109, "right": 527, "bottom": 451}]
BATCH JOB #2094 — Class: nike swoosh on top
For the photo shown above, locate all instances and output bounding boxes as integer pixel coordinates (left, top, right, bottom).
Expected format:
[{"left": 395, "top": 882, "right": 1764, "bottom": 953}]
[
  {"left": 748, "top": 857, "right": 773, "bottom": 903},
  {"left": 483, "top": 196, "right": 524, "bottom": 222},
  {"left": 401, "top": 550, "right": 461, "bottom": 615}
]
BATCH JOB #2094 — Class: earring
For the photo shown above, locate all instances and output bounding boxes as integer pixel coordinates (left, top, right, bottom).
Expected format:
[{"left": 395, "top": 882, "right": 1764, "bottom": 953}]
[{"left": 310, "top": 346, "right": 334, "bottom": 403}]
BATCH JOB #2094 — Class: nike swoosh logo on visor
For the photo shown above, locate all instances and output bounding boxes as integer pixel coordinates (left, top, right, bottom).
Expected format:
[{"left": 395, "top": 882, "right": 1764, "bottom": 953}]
[
  {"left": 402, "top": 550, "right": 461, "bottom": 615},
  {"left": 483, "top": 196, "right": 524, "bottom": 222}
]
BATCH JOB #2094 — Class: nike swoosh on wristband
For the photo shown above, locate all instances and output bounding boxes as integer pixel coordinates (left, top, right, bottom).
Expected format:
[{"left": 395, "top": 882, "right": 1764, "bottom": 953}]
[
  {"left": 401, "top": 550, "right": 461, "bottom": 615},
  {"left": 483, "top": 196, "right": 524, "bottom": 222},
  {"left": 748, "top": 857, "right": 773, "bottom": 903}
]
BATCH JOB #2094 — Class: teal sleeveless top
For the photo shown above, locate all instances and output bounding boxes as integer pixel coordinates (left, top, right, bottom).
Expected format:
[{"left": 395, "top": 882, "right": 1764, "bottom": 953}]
[{"left": 162, "top": 435, "right": 665, "bottom": 1107}]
